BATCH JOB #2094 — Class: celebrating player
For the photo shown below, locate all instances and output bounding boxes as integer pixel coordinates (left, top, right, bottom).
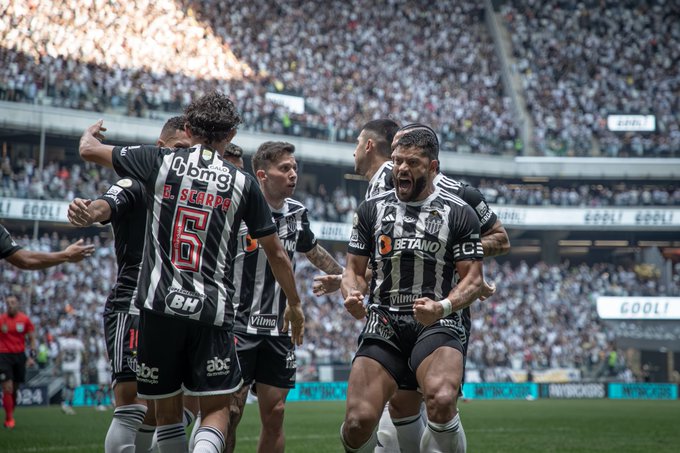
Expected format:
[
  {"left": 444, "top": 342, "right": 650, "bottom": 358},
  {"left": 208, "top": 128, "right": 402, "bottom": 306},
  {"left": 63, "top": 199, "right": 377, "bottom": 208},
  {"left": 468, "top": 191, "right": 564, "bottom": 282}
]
[
  {"left": 79, "top": 91, "right": 304, "bottom": 453},
  {"left": 226, "top": 141, "right": 344, "bottom": 453}
]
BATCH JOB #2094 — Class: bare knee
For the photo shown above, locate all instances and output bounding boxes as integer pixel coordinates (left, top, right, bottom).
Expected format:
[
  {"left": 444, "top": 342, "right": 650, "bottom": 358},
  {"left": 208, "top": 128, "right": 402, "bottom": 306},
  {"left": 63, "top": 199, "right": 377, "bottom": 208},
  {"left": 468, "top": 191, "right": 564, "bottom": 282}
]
[
  {"left": 423, "top": 379, "right": 458, "bottom": 423},
  {"left": 344, "top": 402, "right": 380, "bottom": 445},
  {"left": 261, "top": 400, "right": 286, "bottom": 433}
]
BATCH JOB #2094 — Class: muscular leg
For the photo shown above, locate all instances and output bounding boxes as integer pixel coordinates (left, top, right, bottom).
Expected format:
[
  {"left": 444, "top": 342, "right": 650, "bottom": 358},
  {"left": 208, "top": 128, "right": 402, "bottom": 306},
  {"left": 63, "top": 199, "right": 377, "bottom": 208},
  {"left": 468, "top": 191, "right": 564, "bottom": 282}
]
[
  {"left": 193, "top": 393, "right": 232, "bottom": 453},
  {"left": 225, "top": 384, "right": 250, "bottom": 453},
  {"left": 416, "top": 346, "right": 466, "bottom": 453},
  {"left": 154, "top": 393, "right": 186, "bottom": 453},
  {"left": 255, "top": 384, "right": 290, "bottom": 453},
  {"left": 342, "top": 357, "right": 397, "bottom": 451}
]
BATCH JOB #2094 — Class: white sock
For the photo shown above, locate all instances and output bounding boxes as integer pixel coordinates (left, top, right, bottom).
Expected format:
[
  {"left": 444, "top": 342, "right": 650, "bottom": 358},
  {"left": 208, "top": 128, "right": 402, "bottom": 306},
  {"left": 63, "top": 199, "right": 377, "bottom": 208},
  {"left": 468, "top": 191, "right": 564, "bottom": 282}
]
[
  {"left": 188, "top": 412, "right": 201, "bottom": 451},
  {"left": 135, "top": 424, "right": 156, "bottom": 452},
  {"left": 375, "top": 406, "right": 399, "bottom": 453},
  {"left": 392, "top": 412, "right": 425, "bottom": 453},
  {"left": 419, "top": 413, "right": 466, "bottom": 453},
  {"left": 192, "top": 426, "right": 225, "bottom": 453},
  {"left": 182, "top": 407, "right": 196, "bottom": 427},
  {"left": 105, "top": 404, "right": 147, "bottom": 453},
  {"left": 156, "top": 423, "right": 187, "bottom": 453},
  {"left": 340, "top": 422, "right": 378, "bottom": 453}
]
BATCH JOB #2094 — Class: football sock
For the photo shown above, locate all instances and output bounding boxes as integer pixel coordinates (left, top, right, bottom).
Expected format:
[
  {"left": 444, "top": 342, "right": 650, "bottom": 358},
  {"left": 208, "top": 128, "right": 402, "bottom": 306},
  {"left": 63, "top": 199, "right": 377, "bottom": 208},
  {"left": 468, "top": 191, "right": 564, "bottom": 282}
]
[
  {"left": 375, "top": 406, "right": 399, "bottom": 453},
  {"left": 156, "top": 423, "right": 187, "bottom": 453},
  {"left": 420, "top": 413, "right": 466, "bottom": 453},
  {"left": 135, "top": 424, "right": 156, "bottom": 452},
  {"left": 188, "top": 411, "right": 201, "bottom": 451},
  {"left": 340, "top": 422, "right": 378, "bottom": 453},
  {"left": 3, "top": 392, "right": 14, "bottom": 421},
  {"left": 393, "top": 412, "right": 425, "bottom": 453},
  {"left": 104, "top": 404, "right": 147, "bottom": 453},
  {"left": 192, "top": 426, "right": 225, "bottom": 453}
]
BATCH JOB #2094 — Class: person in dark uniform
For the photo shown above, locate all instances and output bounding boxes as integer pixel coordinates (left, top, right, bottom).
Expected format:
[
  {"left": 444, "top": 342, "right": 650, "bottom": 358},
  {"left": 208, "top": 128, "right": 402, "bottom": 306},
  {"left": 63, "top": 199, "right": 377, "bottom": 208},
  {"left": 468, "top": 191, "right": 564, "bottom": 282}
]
[
  {"left": 341, "top": 129, "right": 492, "bottom": 453},
  {"left": 78, "top": 91, "right": 304, "bottom": 453},
  {"left": 226, "top": 142, "right": 343, "bottom": 453}
]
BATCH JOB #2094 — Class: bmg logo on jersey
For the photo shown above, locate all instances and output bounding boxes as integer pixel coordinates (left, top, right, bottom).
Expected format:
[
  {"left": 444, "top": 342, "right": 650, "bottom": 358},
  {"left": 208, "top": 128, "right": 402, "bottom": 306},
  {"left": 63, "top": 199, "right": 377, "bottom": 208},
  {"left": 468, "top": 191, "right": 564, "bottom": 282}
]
[
  {"left": 171, "top": 157, "right": 232, "bottom": 191},
  {"left": 206, "top": 356, "right": 231, "bottom": 377},
  {"left": 165, "top": 287, "right": 205, "bottom": 316},
  {"left": 137, "top": 363, "right": 159, "bottom": 384}
]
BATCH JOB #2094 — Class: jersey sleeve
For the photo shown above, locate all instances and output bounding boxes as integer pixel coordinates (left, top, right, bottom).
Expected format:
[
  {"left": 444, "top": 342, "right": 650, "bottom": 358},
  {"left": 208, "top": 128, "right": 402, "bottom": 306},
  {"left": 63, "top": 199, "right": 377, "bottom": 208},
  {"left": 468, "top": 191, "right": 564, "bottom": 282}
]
[
  {"left": 348, "top": 200, "right": 374, "bottom": 257},
  {"left": 295, "top": 209, "right": 317, "bottom": 253},
  {"left": 450, "top": 204, "right": 484, "bottom": 262},
  {"left": 97, "top": 179, "right": 144, "bottom": 224},
  {"left": 112, "top": 145, "right": 162, "bottom": 184},
  {"left": 0, "top": 224, "right": 21, "bottom": 259},
  {"left": 242, "top": 175, "right": 277, "bottom": 239},
  {"left": 459, "top": 185, "right": 498, "bottom": 234}
]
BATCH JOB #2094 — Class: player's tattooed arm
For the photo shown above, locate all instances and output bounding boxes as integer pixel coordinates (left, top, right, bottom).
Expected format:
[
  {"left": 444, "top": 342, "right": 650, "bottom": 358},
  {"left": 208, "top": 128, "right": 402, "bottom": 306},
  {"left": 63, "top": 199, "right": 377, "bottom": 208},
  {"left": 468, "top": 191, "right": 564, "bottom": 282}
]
[
  {"left": 414, "top": 259, "right": 486, "bottom": 326},
  {"left": 341, "top": 254, "right": 369, "bottom": 319},
  {"left": 306, "top": 244, "right": 344, "bottom": 275},
  {"left": 481, "top": 220, "right": 511, "bottom": 257}
]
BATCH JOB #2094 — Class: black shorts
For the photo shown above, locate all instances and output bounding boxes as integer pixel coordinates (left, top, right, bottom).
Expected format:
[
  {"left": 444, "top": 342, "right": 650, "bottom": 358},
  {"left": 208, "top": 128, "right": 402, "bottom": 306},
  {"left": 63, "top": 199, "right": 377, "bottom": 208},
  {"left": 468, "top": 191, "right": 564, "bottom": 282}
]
[
  {"left": 104, "top": 312, "right": 139, "bottom": 386},
  {"left": 355, "top": 306, "right": 466, "bottom": 391},
  {"left": 136, "top": 310, "right": 242, "bottom": 399},
  {"left": 235, "top": 332, "right": 296, "bottom": 389},
  {"left": 0, "top": 353, "right": 27, "bottom": 384}
]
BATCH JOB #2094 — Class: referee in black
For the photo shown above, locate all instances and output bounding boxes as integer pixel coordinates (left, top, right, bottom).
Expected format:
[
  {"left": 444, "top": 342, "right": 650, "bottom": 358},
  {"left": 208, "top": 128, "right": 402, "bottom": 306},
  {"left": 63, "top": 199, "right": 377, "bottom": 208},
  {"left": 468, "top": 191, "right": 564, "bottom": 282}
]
[{"left": 79, "top": 92, "right": 304, "bottom": 453}]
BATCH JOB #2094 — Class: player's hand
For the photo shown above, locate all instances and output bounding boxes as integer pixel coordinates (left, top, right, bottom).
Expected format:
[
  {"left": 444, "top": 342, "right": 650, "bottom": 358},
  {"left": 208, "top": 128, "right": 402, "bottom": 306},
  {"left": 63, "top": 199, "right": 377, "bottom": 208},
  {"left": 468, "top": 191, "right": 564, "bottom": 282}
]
[
  {"left": 64, "top": 239, "right": 95, "bottom": 262},
  {"left": 67, "top": 198, "right": 95, "bottom": 227},
  {"left": 283, "top": 304, "right": 305, "bottom": 346},
  {"left": 344, "top": 290, "right": 367, "bottom": 320},
  {"left": 413, "top": 297, "right": 444, "bottom": 326},
  {"left": 88, "top": 119, "right": 107, "bottom": 142},
  {"left": 479, "top": 279, "right": 496, "bottom": 301},
  {"left": 312, "top": 274, "right": 342, "bottom": 296}
]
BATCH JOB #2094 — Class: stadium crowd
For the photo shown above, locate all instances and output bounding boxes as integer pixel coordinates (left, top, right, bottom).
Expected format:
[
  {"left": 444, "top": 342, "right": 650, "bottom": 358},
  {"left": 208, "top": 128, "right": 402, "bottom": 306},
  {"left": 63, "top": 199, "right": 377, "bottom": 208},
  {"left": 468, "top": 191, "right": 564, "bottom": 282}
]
[
  {"left": 0, "top": 0, "right": 516, "bottom": 153},
  {"left": 1, "top": 157, "right": 678, "bottom": 220},
  {"left": 502, "top": 0, "right": 680, "bottom": 157},
  {"left": 2, "top": 232, "right": 677, "bottom": 385}
]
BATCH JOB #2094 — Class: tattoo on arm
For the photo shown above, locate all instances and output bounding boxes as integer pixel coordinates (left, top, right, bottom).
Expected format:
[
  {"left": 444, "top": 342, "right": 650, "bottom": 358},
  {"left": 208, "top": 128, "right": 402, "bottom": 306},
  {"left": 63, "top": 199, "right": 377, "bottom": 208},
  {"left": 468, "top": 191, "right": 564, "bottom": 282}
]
[
  {"left": 306, "top": 244, "right": 344, "bottom": 274},
  {"left": 449, "top": 284, "right": 482, "bottom": 312},
  {"left": 481, "top": 223, "right": 511, "bottom": 257}
]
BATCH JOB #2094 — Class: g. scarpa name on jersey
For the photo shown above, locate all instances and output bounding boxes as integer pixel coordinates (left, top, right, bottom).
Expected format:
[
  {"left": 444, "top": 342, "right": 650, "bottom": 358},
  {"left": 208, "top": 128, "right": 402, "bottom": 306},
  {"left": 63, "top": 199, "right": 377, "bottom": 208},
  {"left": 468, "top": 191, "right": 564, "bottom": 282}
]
[{"left": 163, "top": 186, "right": 233, "bottom": 212}]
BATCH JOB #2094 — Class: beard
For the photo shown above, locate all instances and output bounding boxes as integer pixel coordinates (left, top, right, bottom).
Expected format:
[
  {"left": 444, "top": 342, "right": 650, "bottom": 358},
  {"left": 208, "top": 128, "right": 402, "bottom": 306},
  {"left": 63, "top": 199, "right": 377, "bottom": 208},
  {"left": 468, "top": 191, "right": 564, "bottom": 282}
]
[{"left": 396, "top": 174, "right": 427, "bottom": 202}]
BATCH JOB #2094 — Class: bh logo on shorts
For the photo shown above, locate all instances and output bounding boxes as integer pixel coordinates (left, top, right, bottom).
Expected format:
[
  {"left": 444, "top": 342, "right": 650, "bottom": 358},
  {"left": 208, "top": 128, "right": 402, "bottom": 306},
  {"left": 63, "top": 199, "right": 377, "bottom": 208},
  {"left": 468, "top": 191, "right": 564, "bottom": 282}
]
[
  {"left": 206, "top": 357, "right": 230, "bottom": 377},
  {"left": 137, "top": 363, "right": 159, "bottom": 384}
]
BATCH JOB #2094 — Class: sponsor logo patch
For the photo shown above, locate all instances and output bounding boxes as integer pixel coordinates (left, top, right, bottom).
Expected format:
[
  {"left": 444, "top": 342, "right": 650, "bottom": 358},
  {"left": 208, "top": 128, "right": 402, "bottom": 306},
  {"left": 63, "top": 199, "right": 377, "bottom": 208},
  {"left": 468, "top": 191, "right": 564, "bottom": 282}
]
[
  {"left": 165, "top": 287, "right": 205, "bottom": 316},
  {"left": 250, "top": 314, "right": 278, "bottom": 329}
]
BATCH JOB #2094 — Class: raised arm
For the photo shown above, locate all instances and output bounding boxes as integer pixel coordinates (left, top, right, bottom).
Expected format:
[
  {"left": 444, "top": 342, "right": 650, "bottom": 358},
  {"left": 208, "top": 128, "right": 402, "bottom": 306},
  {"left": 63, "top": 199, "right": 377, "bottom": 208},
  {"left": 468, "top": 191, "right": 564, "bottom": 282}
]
[
  {"left": 79, "top": 120, "right": 115, "bottom": 168},
  {"left": 258, "top": 233, "right": 305, "bottom": 346}
]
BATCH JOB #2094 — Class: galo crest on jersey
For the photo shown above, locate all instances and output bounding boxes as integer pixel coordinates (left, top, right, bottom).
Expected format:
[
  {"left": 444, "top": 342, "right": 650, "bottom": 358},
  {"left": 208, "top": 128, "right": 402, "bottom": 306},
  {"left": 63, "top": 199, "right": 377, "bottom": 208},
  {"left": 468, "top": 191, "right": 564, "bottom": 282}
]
[
  {"left": 171, "top": 157, "right": 232, "bottom": 191},
  {"left": 424, "top": 211, "right": 444, "bottom": 236},
  {"left": 16, "top": 323, "right": 24, "bottom": 333},
  {"left": 285, "top": 216, "right": 298, "bottom": 236}
]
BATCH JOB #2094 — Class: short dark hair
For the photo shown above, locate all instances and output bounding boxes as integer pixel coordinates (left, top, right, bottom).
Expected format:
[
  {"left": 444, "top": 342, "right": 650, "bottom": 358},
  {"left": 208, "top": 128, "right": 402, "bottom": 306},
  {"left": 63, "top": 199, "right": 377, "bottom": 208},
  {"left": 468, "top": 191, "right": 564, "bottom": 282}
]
[
  {"left": 224, "top": 143, "right": 243, "bottom": 158},
  {"left": 159, "top": 116, "right": 186, "bottom": 141},
  {"left": 184, "top": 91, "right": 242, "bottom": 145},
  {"left": 398, "top": 123, "right": 440, "bottom": 148},
  {"left": 252, "top": 141, "right": 295, "bottom": 172},
  {"left": 395, "top": 129, "right": 439, "bottom": 161},
  {"left": 362, "top": 119, "right": 400, "bottom": 158}
]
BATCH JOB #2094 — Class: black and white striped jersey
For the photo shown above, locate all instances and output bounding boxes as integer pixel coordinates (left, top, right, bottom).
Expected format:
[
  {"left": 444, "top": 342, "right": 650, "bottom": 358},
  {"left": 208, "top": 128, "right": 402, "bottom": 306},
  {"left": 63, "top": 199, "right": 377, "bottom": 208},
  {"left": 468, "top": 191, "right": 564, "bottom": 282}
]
[
  {"left": 348, "top": 189, "right": 483, "bottom": 313},
  {"left": 433, "top": 173, "right": 497, "bottom": 234},
  {"left": 97, "top": 178, "right": 147, "bottom": 316},
  {"left": 112, "top": 144, "right": 276, "bottom": 328},
  {"left": 365, "top": 161, "right": 394, "bottom": 199},
  {"left": 0, "top": 224, "right": 21, "bottom": 259},
  {"left": 232, "top": 198, "right": 316, "bottom": 336}
]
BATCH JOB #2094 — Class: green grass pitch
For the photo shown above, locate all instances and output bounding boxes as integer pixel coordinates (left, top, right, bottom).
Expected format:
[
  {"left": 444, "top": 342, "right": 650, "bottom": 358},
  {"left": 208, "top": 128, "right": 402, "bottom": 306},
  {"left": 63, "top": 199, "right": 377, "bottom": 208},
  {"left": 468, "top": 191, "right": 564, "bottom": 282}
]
[{"left": 1, "top": 399, "right": 679, "bottom": 452}]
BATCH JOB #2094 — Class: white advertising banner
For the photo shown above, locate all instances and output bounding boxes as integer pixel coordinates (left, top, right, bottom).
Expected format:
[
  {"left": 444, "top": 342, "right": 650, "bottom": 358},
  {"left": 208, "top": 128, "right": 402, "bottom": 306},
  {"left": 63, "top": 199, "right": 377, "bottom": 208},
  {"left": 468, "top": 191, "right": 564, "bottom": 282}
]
[
  {"left": 0, "top": 198, "right": 69, "bottom": 222},
  {"left": 607, "top": 114, "right": 656, "bottom": 132},
  {"left": 597, "top": 297, "right": 680, "bottom": 320},
  {"left": 495, "top": 206, "right": 678, "bottom": 229}
]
